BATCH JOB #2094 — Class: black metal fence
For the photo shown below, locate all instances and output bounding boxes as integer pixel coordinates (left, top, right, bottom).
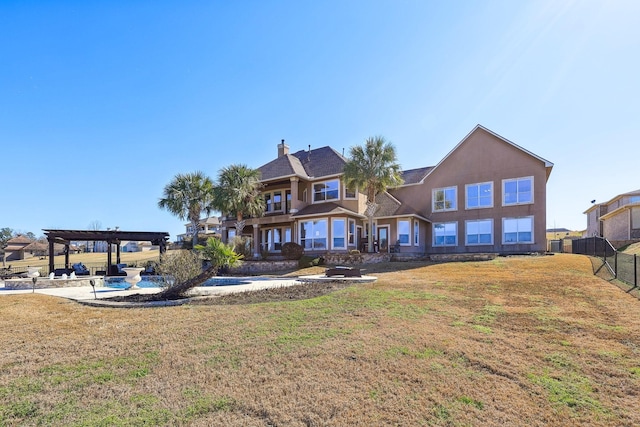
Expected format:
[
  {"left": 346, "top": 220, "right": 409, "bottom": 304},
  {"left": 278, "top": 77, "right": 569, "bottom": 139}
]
[{"left": 571, "top": 237, "right": 639, "bottom": 288}]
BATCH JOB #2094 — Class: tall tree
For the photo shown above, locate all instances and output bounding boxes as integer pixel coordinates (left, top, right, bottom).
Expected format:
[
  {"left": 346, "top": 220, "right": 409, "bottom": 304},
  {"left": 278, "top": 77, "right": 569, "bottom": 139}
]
[
  {"left": 213, "top": 164, "right": 265, "bottom": 236},
  {"left": 158, "top": 171, "right": 215, "bottom": 247},
  {"left": 343, "top": 136, "right": 404, "bottom": 253}
]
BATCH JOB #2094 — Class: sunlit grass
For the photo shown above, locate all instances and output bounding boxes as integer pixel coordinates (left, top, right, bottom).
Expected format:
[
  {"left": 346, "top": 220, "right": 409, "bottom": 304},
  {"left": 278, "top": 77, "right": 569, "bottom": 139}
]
[{"left": 1, "top": 254, "right": 640, "bottom": 426}]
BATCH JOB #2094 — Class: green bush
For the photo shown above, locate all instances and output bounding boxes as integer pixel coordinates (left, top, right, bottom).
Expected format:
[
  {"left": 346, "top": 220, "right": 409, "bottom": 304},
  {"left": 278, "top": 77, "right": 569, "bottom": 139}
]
[
  {"left": 298, "top": 255, "right": 325, "bottom": 267},
  {"left": 282, "top": 242, "right": 304, "bottom": 260}
]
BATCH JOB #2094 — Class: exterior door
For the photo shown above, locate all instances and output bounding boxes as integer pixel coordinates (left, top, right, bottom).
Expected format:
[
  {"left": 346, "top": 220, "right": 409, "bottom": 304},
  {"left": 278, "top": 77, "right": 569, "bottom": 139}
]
[{"left": 378, "top": 226, "right": 389, "bottom": 253}]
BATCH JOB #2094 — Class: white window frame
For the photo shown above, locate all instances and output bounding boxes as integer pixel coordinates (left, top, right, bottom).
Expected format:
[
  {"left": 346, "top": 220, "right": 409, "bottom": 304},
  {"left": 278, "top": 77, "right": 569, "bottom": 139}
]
[
  {"left": 263, "top": 190, "right": 285, "bottom": 213},
  {"left": 344, "top": 183, "right": 357, "bottom": 200},
  {"left": 502, "top": 177, "right": 534, "bottom": 206},
  {"left": 433, "top": 186, "right": 457, "bottom": 212},
  {"left": 465, "top": 219, "right": 493, "bottom": 246},
  {"left": 331, "top": 218, "right": 347, "bottom": 250},
  {"left": 502, "top": 216, "right": 534, "bottom": 244},
  {"left": 465, "top": 182, "right": 493, "bottom": 209},
  {"left": 348, "top": 219, "right": 356, "bottom": 245},
  {"left": 312, "top": 179, "right": 340, "bottom": 203},
  {"left": 433, "top": 222, "right": 457, "bottom": 247},
  {"left": 299, "top": 218, "right": 328, "bottom": 251},
  {"left": 397, "top": 219, "right": 411, "bottom": 246}
]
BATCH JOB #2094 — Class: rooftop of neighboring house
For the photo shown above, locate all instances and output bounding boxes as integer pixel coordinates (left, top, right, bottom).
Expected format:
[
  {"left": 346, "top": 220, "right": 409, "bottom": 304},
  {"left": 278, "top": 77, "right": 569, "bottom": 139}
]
[{"left": 584, "top": 189, "right": 640, "bottom": 214}]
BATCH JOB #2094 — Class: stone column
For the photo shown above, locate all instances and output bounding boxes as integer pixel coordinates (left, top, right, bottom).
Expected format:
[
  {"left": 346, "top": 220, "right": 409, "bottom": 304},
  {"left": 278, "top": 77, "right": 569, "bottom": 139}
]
[
  {"left": 253, "top": 223, "right": 260, "bottom": 259},
  {"left": 289, "top": 177, "right": 299, "bottom": 214}
]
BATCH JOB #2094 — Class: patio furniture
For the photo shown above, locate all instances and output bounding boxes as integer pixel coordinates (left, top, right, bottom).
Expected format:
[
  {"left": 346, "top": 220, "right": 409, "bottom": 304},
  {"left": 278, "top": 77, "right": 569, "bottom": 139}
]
[{"left": 325, "top": 266, "right": 362, "bottom": 277}]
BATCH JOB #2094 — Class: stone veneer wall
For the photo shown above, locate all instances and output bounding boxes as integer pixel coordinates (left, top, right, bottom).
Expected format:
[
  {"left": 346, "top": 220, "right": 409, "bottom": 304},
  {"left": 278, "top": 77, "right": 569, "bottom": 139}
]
[
  {"left": 429, "top": 253, "right": 497, "bottom": 262},
  {"left": 4, "top": 277, "right": 105, "bottom": 290},
  {"left": 229, "top": 253, "right": 393, "bottom": 274}
]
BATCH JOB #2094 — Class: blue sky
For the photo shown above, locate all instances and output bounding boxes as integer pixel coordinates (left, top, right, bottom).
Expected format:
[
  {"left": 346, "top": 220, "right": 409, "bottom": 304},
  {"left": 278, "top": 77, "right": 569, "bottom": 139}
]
[{"left": 1, "top": 0, "right": 638, "bottom": 240}]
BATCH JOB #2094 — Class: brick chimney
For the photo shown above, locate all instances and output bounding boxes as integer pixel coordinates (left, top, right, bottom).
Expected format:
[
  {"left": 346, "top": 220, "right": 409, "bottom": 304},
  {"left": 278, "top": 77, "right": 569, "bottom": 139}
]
[{"left": 278, "top": 139, "right": 289, "bottom": 157}]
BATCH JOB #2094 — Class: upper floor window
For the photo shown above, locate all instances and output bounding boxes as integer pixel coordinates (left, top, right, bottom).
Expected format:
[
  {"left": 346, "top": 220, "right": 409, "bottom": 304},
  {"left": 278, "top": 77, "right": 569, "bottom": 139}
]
[
  {"left": 264, "top": 190, "right": 284, "bottom": 213},
  {"left": 503, "top": 177, "right": 533, "bottom": 206},
  {"left": 433, "top": 186, "right": 457, "bottom": 212},
  {"left": 630, "top": 196, "right": 640, "bottom": 204},
  {"left": 313, "top": 180, "right": 339, "bottom": 203},
  {"left": 344, "top": 184, "right": 357, "bottom": 199},
  {"left": 466, "top": 182, "right": 493, "bottom": 209}
]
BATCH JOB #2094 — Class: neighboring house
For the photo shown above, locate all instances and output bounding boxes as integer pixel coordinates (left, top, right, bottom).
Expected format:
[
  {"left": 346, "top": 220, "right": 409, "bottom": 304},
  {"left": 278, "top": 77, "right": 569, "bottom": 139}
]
[
  {"left": 3, "top": 235, "right": 35, "bottom": 261},
  {"left": 584, "top": 189, "right": 640, "bottom": 243},
  {"left": 176, "top": 216, "right": 222, "bottom": 244},
  {"left": 219, "top": 125, "right": 553, "bottom": 257}
]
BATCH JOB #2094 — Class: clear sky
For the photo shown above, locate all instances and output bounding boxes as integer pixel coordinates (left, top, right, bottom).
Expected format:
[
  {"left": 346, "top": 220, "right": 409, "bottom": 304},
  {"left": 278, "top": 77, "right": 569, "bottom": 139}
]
[{"left": 1, "top": 0, "right": 638, "bottom": 240}]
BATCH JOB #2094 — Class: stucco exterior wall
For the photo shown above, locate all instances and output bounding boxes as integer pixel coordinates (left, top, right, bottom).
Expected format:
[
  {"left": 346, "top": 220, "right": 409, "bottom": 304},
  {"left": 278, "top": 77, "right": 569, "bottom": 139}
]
[
  {"left": 390, "top": 127, "right": 549, "bottom": 254},
  {"left": 603, "top": 210, "right": 630, "bottom": 241}
]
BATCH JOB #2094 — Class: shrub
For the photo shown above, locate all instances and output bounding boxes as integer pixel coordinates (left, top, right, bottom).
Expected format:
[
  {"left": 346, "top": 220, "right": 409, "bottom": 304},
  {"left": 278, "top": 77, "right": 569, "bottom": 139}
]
[
  {"left": 156, "top": 250, "right": 202, "bottom": 289},
  {"left": 298, "top": 255, "right": 325, "bottom": 267},
  {"left": 230, "top": 236, "right": 252, "bottom": 259},
  {"left": 281, "top": 242, "right": 304, "bottom": 260}
]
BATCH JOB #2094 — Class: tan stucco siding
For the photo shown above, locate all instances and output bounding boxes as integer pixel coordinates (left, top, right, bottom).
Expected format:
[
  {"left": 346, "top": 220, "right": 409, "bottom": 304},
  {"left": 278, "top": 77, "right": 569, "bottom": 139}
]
[
  {"left": 391, "top": 128, "right": 549, "bottom": 254},
  {"left": 603, "top": 210, "right": 630, "bottom": 241}
]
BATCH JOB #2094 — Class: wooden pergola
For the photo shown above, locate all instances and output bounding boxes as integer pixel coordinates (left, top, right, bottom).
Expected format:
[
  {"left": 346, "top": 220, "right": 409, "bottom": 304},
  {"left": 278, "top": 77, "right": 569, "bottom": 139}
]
[{"left": 43, "top": 229, "right": 169, "bottom": 274}]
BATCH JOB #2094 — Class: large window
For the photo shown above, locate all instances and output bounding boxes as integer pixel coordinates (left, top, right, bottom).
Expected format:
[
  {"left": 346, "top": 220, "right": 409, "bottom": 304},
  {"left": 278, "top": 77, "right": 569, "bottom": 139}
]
[
  {"left": 631, "top": 196, "right": 640, "bottom": 204},
  {"left": 398, "top": 219, "right": 410, "bottom": 245},
  {"left": 466, "top": 182, "right": 493, "bottom": 209},
  {"left": 466, "top": 219, "right": 493, "bottom": 245},
  {"left": 332, "top": 218, "right": 346, "bottom": 249},
  {"left": 313, "top": 180, "right": 339, "bottom": 202},
  {"left": 503, "top": 177, "right": 533, "bottom": 206},
  {"left": 300, "top": 219, "right": 327, "bottom": 250},
  {"left": 262, "top": 227, "right": 292, "bottom": 251},
  {"left": 433, "top": 222, "right": 457, "bottom": 246},
  {"left": 503, "top": 217, "right": 533, "bottom": 244},
  {"left": 433, "top": 187, "right": 457, "bottom": 212}
]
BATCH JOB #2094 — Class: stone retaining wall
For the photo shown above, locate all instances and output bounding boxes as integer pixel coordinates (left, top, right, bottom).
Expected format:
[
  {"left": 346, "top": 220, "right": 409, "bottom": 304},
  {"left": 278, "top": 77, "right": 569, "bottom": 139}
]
[
  {"left": 4, "top": 276, "right": 105, "bottom": 290},
  {"left": 429, "top": 253, "right": 497, "bottom": 262}
]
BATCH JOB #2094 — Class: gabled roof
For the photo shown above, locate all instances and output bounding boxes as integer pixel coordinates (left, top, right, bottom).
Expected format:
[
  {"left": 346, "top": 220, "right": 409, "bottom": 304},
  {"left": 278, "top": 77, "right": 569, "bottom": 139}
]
[
  {"left": 292, "top": 202, "right": 365, "bottom": 219},
  {"left": 583, "top": 189, "right": 640, "bottom": 214},
  {"left": 259, "top": 146, "right": 347, "bottom": 182},
  {"left": 373, "top": 192, "right": 402, "bottom": 217},
  {"left": 399, "top": 167, "right": 433, "bottom": 186},
  {"left": 421, "top": 125, "right": 554, "bottom": 184},
  {"left": 7, "top": 235, "right": 33, "bottom": 245}
]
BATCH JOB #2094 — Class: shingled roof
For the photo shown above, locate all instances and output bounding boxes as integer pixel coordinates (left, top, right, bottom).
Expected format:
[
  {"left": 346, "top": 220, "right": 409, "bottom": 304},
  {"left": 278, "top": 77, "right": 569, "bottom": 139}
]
[
  {"left": 400, "top": 167, "right": 433, "bottom": 185},
  {"left": 258, "top": 146, "right": 347, "bottom": 182}
]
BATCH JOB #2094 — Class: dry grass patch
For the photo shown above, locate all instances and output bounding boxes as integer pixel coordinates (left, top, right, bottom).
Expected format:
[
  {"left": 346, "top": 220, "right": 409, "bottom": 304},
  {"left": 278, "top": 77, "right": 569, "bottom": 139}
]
[{"left": 1, "top": 254, "right": 640, "bottom": 426}]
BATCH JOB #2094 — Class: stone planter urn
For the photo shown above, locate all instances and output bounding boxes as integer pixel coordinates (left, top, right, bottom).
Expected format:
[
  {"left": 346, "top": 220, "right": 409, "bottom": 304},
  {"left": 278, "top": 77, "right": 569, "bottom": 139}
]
[
  {"left": 122, "top": 267, "right": 144, "bottom": 290},
  {"left": 27, "top": 267, "right": 41, "bottom": 278}
]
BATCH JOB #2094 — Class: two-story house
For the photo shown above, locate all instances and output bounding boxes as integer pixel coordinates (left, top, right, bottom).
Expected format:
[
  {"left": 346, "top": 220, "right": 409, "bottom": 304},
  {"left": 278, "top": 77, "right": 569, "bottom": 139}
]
[
  {"left": 176, "top": 216, "right": 222, "bottom": 245},
  {"left": 220, "top": 125, "right": 553, "bottom": 257},
  {"left": 584, "top": 189, "right": 640, "bottom": 242}
]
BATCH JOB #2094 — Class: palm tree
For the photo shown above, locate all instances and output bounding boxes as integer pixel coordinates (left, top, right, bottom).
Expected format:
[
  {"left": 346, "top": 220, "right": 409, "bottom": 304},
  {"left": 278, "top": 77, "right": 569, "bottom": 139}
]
[
  {"left": 343, "top": 136, "right": 404, "bottom": 253},
  {"left": 213, "top": 164, "right": 265, "bottom": 236},
  {"left": 158, "top": 171, "right": 215, "bottom": 247}
]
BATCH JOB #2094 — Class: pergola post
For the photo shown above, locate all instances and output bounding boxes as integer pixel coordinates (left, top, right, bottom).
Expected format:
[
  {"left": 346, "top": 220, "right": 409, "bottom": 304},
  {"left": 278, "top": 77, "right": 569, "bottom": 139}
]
[{"left": 48, "top": 239, "right": 54, "bottom": 273}]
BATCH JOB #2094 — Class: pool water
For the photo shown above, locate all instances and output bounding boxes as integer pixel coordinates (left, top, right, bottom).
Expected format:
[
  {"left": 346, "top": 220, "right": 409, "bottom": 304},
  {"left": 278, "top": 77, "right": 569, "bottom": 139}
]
[{"left": 103, "top": 276, "right": 258, "bottom": 289}]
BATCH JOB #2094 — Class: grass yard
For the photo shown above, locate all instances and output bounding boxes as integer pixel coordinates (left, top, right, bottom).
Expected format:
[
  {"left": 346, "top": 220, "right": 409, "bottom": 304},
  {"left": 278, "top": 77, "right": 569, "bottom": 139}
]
[
  {"left": 1, "top": 254, "right": 640, "bottom": 426},
  {"left": 3, "top": 250, "right": 168, "bottom": 274}
]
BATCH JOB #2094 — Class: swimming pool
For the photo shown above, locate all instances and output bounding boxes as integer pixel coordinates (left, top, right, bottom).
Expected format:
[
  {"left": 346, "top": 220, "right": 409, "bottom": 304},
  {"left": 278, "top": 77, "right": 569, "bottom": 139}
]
[{"left": 103, "top": 276, "right": 265, "bottom": 289}]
